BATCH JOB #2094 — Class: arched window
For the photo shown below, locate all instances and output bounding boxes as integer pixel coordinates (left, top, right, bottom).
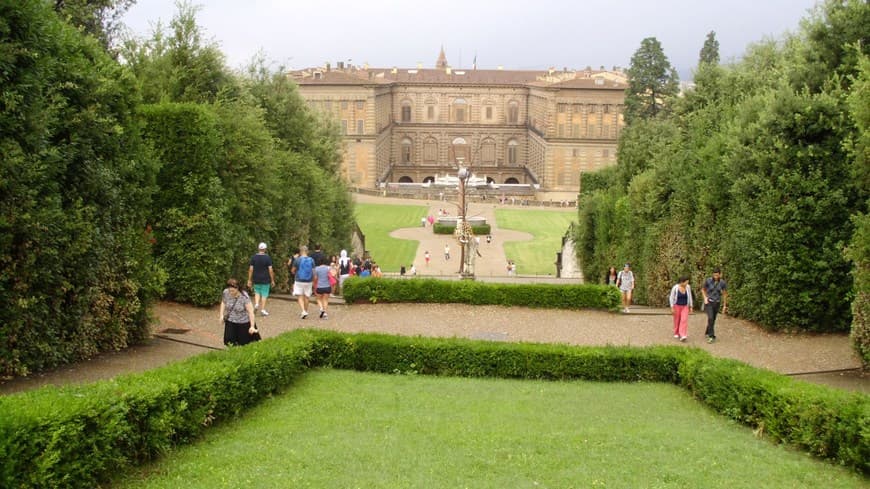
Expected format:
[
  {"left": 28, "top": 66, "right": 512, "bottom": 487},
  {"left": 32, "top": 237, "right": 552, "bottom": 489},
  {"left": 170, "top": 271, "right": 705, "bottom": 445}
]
[
  {"left": 505, "top": 177, "right": 520, "bottom": 184},
  {"left": 453, "top": 98, "right": 467, "bottom": 123},
  {"left": 451, "top": 136, "right": 468, "bottom": 163},
  {"left": 423, "top": 176, "right": 435, "bottom": 184},
  {"left": 423, "top": 137, "right": 438, "bottom": 164},
  {"left": 507, "top": 139, "right": 518, "bottom": 165},
  {"left": 401, "top": 137, "right": 413, "bottom": 164},
  {"left": 398, "top": 176, "right": 414, "bottom": 183},
  {"left": 507, "top": 100, "right": 519, "bottom": 123},
  {"left": 401, "top": 100, "right": 412, "bottom": 122},
  {"left": 480, "top": 138, "right": 496, "bottom": 165}
]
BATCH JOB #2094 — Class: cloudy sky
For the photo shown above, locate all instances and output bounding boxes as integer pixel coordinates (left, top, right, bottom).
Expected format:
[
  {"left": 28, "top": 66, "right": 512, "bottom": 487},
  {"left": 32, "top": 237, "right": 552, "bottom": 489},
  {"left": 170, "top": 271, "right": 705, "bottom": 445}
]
[{"left": 122, "top": 0, "right": 820, "bottom": 79}]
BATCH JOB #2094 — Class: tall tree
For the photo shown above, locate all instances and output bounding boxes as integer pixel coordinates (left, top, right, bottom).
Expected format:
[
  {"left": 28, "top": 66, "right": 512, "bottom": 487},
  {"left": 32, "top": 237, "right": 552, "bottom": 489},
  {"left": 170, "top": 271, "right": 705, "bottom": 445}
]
[
  {"left": 699, "top": 31, "right": 720, "bottom": 65},
  {"left": 624, "top": 37, "right": 680, "bottom": 124},
  {"left": 54, "top": 0, "right": 136, "bottom": 52}
]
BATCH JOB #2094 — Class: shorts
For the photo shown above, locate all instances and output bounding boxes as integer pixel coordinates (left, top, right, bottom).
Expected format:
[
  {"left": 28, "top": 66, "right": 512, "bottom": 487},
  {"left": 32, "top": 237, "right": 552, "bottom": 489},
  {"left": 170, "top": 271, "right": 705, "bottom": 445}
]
[
  {"left": 293, "top": 281, "right": 313, "bottom": 297},
  {"left": 316, "top": 286, "right": 332, "bottom": 295},
  {"left": 253, "top": 283, "right": 270, "bottom": 298}
]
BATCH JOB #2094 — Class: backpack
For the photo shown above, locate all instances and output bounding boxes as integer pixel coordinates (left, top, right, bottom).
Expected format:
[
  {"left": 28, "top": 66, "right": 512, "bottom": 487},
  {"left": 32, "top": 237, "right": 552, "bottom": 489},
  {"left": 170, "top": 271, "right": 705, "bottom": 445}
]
[{"left": 295, "top": 256, "right": 314, "bottom": 281}]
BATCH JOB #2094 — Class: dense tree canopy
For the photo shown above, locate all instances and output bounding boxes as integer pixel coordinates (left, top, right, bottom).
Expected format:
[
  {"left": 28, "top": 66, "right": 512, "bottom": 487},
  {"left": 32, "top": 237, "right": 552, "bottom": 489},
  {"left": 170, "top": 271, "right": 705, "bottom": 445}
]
[
  {"left": 0, "top": 0, "right": 356, "bottom": 375},
  {"left": 577, "top": 0, "right": 868, "bottom": 342},
  {"left": 699, "top": 31, "right": 720, "bottom": 65}
]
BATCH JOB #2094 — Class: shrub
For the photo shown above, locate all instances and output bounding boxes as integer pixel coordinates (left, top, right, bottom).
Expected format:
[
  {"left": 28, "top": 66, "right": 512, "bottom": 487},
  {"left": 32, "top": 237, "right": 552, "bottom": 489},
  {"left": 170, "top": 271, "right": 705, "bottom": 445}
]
[
  {"left": 341, "top": 277, "right": 621, "bottom": 311},
  {"left": 432, "top": 222, "right": 492, "bottom": 235},
  {"left": 0, "top": 332, "right": 316, "bottom": 489}
]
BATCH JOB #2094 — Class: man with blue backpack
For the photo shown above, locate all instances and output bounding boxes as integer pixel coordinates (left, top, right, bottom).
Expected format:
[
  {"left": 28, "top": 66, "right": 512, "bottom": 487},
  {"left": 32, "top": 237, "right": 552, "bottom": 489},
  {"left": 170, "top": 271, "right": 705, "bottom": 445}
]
[{"left": 291, "top": 245, "right": 316, "bottom": 319}]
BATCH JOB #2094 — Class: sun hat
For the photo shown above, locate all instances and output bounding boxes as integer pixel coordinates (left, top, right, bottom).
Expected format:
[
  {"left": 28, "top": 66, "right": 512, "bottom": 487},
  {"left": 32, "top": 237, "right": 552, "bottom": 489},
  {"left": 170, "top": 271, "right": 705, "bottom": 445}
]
[{"left": 258, "top": 242, "right": 267, "bottom": 250}]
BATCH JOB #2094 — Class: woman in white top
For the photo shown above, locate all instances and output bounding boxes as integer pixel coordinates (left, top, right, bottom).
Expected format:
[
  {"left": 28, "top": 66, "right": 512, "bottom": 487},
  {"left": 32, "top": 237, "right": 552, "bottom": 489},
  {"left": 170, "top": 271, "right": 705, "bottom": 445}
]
[{"left": 668, "top": 276, "right": 693, "bottom": 342}]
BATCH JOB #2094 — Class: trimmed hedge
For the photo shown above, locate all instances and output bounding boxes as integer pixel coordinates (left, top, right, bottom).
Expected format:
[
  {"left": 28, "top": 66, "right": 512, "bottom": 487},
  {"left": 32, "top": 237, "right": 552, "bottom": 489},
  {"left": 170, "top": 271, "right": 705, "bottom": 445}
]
[
  {"left": 0, "top": 333, "right": 316, "bottom": 489},
  {"left": 341, "top": 277, "right": 621, "bottom": 311},
  {"left": 432, "top": 222, "right": 492, "bottom": 235},
  {"left": 0, "top": 330, "right": 867, "bottom": 487}
]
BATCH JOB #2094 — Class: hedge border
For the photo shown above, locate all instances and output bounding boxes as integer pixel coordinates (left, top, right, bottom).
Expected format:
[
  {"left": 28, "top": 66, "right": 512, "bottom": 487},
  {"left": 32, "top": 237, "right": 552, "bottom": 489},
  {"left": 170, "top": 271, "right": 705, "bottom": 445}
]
[
  {"left": 0, "top": 330, "right": 866, "bottom": 488},
  {"left": 341, "top": 277, "right": 622, "bottom": 312}
]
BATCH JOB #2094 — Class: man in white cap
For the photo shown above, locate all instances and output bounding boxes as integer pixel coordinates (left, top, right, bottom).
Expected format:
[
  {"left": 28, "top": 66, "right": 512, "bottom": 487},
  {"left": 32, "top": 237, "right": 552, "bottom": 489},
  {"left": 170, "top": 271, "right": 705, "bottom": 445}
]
[{"left": 248, "top": 242, "right": 275, "bottom": 316}]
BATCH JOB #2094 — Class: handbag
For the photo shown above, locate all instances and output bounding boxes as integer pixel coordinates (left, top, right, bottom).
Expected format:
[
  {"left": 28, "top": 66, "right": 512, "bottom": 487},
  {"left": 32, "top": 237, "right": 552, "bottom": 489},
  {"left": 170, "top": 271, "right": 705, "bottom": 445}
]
[{"left": 250, "top": 323, "right": 261, "bottom": 342}]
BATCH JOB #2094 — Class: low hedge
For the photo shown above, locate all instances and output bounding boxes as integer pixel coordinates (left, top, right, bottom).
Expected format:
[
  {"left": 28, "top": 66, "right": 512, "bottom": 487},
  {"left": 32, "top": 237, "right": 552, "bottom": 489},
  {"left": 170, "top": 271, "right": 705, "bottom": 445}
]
[
  {"left": 0, "top": 333, "right": 317, "bottom": 489},
  {"left": 1, "top": 330, "right": 867, "bottom": 487},
  {"left": 432, "top": 222, "right": 492, "bottom": 235},
  {"left": 341, "top": 277, "right": 621, "bottom": 311}
]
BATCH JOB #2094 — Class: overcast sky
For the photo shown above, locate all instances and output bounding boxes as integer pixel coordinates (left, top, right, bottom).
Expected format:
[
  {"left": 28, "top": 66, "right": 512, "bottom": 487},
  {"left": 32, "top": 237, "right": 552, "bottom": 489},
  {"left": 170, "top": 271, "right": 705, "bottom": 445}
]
[{"left": 122, "top": 0, "right": 820, "bottom": 79}]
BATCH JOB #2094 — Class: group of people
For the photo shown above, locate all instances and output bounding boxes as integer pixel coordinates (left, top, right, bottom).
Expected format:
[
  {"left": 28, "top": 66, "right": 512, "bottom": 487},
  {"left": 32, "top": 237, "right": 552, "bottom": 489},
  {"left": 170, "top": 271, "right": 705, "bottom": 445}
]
[
  {"left": 221, "top": 242, "right": 387, "bottom": 345},
  {"left": 607, "top": 263, "right": 728, "bottom": 344}
]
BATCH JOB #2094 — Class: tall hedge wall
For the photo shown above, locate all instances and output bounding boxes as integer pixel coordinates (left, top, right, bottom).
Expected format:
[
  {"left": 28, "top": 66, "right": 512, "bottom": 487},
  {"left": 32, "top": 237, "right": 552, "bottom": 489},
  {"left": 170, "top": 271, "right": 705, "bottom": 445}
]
[{"left": 0, "top": 1, "right": 163, "bottom": 376}]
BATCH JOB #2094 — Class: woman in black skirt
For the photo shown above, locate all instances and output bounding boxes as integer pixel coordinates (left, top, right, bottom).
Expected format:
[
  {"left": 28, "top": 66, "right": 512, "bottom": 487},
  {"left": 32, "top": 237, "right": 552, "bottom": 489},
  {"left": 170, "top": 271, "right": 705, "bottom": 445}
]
[{"left": 219, "top": 278, "right": 258, "bottom": 346}]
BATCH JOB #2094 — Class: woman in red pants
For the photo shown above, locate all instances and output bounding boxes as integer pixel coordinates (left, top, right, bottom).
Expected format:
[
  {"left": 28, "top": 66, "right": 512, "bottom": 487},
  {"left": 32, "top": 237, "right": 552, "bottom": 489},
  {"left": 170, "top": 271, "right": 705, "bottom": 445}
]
[{"left": 669, "top": 276, "right": 693, "bottom": 342}]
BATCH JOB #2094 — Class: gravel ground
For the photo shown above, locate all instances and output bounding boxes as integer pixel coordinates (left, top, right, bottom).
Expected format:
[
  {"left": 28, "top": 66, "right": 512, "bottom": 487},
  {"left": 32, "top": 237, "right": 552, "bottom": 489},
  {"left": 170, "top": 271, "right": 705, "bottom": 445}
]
[{"left": 1, "top": 298, "right": 866, "bottom": 395}]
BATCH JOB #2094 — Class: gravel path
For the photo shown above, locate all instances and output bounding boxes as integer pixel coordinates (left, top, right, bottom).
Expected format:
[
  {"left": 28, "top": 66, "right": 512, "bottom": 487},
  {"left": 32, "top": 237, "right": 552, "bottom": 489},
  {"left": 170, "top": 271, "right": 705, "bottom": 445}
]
[{"left": 1, "top": 298, "right": 865, "bottom": 394}]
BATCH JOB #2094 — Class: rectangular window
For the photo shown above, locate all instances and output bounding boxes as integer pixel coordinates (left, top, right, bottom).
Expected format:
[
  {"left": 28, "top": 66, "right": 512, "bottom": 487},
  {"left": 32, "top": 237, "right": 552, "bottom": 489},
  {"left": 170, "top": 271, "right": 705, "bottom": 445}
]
[
  {"left": 401, "top": 106, "right": 411, "bottom": 122},
  {"left": 573, "top": 124, "right": 580, "bottom": 137},
  {"left": 340, "top": 101, "right": 348, "bottom": 110},
  {"left": 357, "top": 120, "right": 364, "bottom": 134},
  {"left": 325, "top": 101, "right": 332, "bottom": 111},
  {"left": 508, "top": 106, "right": 518, "bottom": 123},
  {"left": 558, "top": 124, "right": 565, "bottom": 137},
  {"left": 455, "top": 108, "right": 465, "bottom": 122},
  {"left": 603, "top": 105, "right": 610, "bottom": 114},
  {"left": 573, "top": 149, "right": 581, "bottom": 157},
  {"left": 603, "top": 149, "right": 610, "bottom": 158},
  {"left": 341, "top": 120, "right": 348, "bottom": 134},
  {"left": 558, "top": 103, "right": 567, "bottom": 113},
  {"left": 427, "top": 105, "right": 435, "bottom": 120},
  {"left": 486, "top": 106, "right": 493, "bottom": 120},
  {"left": 356, "top": 100, "right": 364, "bottom": 110}
]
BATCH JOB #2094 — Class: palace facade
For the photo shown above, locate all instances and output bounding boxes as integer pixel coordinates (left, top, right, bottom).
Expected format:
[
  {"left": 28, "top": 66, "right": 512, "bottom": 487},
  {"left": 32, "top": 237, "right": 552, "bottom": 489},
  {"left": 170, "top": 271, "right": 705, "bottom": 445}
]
[{"left": 292, "top": 50, "right": 626, "bottom": 199}]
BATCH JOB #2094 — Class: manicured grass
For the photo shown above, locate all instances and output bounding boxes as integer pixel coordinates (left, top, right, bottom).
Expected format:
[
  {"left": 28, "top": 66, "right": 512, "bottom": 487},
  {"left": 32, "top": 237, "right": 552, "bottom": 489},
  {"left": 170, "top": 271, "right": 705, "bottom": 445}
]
[
  {"left": 496, "top": 209, "right": 576, "bottom": 275},
  {"left": 355, "top": 203, "right": 427, "bottom": 272},
  {"left": 118, "top": 369, "right": 865, "bottom": 488}
]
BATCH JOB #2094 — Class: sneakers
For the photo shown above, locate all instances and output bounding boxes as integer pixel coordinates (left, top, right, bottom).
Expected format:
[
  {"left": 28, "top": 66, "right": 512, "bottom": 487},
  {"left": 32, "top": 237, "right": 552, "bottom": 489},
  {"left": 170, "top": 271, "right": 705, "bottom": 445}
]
[
  {"left": 707, "top": 336, "right": 716, "bottom": 344},
  {"left": 321, "top": 312, "right": 328, "bottom": 320},
  {"left": 673, "top": 334, "right": 680, "bottom": 339},
  {"left": 623, "top": 308, "right": 630, "bottom": 313},
  {"left": 260, "top": 310, "right": 269, "bottom": 317},
  {"left": 254, "top": 304, "right": 259, "bottom": 311},
  {"left": 301, "top": 311, "right": 308, "bottom": 319},
  {"left": 319, "top": 309, "right": 325, "bottom": 318},
  {"left": 680, "top": 336, "right": 688, "bottom": 342}
]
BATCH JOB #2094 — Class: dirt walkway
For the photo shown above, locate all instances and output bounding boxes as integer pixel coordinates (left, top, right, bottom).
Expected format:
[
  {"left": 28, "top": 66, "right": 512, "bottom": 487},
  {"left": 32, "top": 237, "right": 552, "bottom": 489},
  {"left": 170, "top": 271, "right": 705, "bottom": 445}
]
[{"left": 1, "top": 298, "right": 865, "bottom": 395}]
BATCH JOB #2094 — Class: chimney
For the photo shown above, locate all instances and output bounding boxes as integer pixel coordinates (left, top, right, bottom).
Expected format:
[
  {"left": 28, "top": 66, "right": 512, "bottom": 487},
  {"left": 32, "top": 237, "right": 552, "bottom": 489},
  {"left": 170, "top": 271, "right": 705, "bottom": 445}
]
[{"left": 326, "top": 62, "right": 331, "bottom": 72}]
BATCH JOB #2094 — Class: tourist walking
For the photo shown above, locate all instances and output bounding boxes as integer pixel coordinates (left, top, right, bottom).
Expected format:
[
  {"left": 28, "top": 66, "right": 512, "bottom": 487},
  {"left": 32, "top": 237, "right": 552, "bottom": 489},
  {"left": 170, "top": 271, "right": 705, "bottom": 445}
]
[
  {"left": 444, "top": 244, "right": 450, "bottom": 260},
  {"left": 605, "top": 266, "right": 618, "bottom": 286},
  {"left": 338, "top": 250, "right": 352, "bottom": 293},
  {"left": 669, "top": 276, "right": 693, "bottom": 342},
  {"left": 291, "top": 245, "right": 315, "bottom": 319},
  {"left": 219, "top": 278, "right": 257, "bottom": 346},
  {"left": 617, "top": 263, "right": 635, "bottom": 313},
  {"left": 247, "top": 242, "right": 275, "bottom": 316},
  {"left": 702, "top": 268, "right": 728, "bottom": 343},
  {"left": 424, "top": 250, "right": 430, "bottom": 266},
  {"left": 313, "top": 256, "right": 332, "bottom": 319}
]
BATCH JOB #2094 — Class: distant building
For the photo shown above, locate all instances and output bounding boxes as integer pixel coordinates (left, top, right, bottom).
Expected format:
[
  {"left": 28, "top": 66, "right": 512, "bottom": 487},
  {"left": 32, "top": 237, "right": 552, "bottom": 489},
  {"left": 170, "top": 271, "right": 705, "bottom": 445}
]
[{"left": 291, "top": 51, "right": 626, "bottom": 199}]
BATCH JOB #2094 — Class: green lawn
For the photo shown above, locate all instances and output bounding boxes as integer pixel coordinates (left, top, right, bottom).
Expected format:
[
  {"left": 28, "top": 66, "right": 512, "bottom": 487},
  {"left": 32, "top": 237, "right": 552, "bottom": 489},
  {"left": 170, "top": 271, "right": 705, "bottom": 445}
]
[
  {"left": 118, "top": 369, "right": 865, "bottom": 488},
  {"left": 496, "top": 209, "right": 576, "bottom": 275},
  {"left": 355, "top": 203, "right": 427, "bottom": 272}
]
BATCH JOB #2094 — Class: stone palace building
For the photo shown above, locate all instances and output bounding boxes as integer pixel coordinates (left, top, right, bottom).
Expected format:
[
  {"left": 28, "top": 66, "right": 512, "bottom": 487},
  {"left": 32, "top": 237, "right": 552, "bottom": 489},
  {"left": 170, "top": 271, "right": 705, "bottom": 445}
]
[{"left": 292, "top": 49, "right": 626, "bottom": 200}]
